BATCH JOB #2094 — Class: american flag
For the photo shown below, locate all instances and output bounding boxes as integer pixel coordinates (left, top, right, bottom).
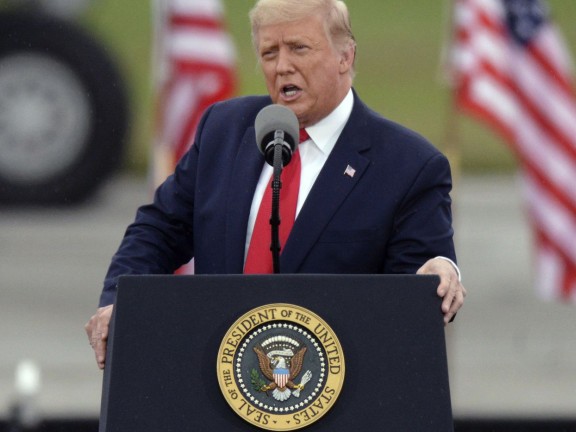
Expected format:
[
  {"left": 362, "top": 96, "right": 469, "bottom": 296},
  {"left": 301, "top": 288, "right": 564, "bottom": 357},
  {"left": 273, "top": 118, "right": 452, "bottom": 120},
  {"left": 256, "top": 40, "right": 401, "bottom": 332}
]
[
  {"left": 451, "top": 0, "right": 576, "bottom": 302},
  {"left": 152, "top": 0, "right": 236, "bottom": 274},
  {"left": 344, "top": 164, "right": 356, "bottom": 178},
  {"left": 152, "top": 0, "right": 236, "bottom": 187}
]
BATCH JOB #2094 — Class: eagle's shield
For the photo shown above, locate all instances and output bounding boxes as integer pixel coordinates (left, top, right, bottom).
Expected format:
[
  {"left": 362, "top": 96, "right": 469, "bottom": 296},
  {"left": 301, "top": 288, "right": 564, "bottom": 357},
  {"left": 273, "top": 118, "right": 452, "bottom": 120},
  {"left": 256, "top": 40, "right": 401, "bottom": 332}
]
[{"left": 273, "top": 367, "right": 290, "bottom": 388}]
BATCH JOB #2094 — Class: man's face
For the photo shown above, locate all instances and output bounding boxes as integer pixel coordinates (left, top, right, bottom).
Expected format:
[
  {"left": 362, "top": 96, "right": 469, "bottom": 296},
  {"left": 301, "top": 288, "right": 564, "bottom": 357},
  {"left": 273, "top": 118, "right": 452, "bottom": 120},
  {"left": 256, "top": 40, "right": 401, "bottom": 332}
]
[{"left": 256, "top": 14, "right": 354, "bottom": 128}]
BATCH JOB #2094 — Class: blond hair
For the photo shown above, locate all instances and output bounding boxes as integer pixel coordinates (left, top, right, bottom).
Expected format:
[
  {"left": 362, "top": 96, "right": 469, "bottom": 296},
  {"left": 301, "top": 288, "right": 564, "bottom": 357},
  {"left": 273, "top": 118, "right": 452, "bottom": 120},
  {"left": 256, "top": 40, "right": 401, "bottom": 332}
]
[{"left": 249, "top": 0, "right": 356, "bottom": 62}]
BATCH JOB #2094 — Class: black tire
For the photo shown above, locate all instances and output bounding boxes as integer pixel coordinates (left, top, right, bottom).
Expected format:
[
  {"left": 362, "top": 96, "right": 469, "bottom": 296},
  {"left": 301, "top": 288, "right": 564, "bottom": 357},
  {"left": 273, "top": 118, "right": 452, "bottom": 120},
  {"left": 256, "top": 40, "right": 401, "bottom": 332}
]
[{"left": 0, "top": 12, "right": 129, "bottom": 204}]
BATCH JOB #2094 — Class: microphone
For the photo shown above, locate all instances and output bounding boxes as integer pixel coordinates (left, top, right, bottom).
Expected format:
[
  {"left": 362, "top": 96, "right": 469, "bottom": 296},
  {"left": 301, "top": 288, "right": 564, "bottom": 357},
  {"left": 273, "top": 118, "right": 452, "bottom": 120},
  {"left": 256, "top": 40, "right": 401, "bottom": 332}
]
[{"left": 255, "top": 104, "right": 299, "bottom": 166}]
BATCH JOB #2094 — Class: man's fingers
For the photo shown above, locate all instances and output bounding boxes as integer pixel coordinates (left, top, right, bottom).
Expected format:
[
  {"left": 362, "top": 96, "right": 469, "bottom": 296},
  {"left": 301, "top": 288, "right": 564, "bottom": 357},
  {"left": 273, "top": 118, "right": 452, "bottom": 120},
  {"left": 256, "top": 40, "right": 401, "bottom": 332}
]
[
  {"left": 85, "top": 305, "right": 113, "bottom": 369},
  {"left": 94, "top": 337, "right": 107, "bottom": 370},
  {"left": 89, "top": 326, "right": 107, "bottom": 367},
  {"left": 441, "top": 281, "right": 455, "bottom": 313},
  {"left": 418, "top": 257, "right": 466, "bottom": 324},
  {"left": 436, "top": 274, "right": 453, "bottom": 299},
  {"left": 442, "top": 281, "right": 465, "bottom": 324}
]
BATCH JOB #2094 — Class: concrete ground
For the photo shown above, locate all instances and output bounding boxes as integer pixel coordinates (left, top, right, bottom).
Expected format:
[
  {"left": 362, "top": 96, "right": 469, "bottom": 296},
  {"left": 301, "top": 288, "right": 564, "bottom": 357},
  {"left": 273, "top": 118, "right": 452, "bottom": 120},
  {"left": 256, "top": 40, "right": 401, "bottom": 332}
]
[{"left": 0, "top": 174, "right": 574, "bottom": 420}]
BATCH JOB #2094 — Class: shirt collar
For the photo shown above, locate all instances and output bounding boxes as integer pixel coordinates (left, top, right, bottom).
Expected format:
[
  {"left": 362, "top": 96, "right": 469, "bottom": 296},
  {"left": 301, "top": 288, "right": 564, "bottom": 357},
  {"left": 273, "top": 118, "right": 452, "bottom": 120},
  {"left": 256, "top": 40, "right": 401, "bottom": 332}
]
[{"left": 304, "top": 89, "right": 354, "bottom": 155}]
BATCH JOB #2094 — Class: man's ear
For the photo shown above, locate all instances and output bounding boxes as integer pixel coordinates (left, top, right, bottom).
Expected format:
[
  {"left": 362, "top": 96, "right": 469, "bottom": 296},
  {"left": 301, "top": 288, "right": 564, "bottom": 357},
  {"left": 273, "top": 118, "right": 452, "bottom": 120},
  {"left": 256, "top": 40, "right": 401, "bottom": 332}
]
[{"left": 339, "top": 43, "right": 356, "bottom": 74}]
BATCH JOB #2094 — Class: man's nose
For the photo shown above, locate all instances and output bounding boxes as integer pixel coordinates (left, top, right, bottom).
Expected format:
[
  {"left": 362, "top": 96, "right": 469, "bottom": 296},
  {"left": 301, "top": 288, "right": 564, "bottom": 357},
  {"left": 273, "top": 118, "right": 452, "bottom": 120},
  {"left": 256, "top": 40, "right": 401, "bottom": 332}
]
[{"left": 276, "top": 48, "right": 294, "bottom": 75}]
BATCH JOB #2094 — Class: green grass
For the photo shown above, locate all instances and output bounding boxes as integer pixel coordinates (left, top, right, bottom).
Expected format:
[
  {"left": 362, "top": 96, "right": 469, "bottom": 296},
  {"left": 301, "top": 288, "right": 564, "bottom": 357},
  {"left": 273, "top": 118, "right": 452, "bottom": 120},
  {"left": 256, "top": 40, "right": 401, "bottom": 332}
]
[
  {"left": 80, "top": 0, "right": 154, "bottom": 171},
  {"left": 82, "top": 0, "right": 576, "bottom": 174}
]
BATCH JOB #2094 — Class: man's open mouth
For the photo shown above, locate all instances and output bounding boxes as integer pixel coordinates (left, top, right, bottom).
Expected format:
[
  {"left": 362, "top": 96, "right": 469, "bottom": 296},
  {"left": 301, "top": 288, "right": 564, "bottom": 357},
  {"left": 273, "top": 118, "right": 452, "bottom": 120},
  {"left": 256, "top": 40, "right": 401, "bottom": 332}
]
[{"left": 282, "top": 85, "right": 301, "bottom": 97}]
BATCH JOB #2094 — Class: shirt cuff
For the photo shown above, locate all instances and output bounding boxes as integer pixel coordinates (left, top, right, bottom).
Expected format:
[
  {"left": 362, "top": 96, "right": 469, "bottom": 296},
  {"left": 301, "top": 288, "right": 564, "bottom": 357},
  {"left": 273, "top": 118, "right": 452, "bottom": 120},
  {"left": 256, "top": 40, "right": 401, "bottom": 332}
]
[{"left": 434, "top": 256, "right": 462, "bottom": 282}]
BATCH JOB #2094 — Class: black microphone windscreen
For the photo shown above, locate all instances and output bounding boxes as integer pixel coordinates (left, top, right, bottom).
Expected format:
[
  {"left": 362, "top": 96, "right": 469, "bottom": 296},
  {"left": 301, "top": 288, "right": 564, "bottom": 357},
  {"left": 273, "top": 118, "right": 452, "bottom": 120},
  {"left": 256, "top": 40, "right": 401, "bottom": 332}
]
[{"left": 254, "top": 104, "right": 299, "bottom": 156}]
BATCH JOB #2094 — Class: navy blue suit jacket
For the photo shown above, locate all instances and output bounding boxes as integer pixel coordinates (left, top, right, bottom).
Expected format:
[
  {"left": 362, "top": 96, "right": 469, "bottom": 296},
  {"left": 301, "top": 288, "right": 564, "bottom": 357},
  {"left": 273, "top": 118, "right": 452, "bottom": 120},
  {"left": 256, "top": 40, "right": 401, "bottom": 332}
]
[{"left": 100, "top": 92, "right": 455, "bottom": 306}]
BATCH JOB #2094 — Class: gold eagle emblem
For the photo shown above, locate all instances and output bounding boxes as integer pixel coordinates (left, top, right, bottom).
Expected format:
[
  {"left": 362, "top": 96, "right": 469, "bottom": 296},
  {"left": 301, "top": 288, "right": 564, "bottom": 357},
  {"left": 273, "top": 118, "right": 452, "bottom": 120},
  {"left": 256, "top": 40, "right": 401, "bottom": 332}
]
[{"left": 253, "top": 341, "right": 312, "bottom": 401}]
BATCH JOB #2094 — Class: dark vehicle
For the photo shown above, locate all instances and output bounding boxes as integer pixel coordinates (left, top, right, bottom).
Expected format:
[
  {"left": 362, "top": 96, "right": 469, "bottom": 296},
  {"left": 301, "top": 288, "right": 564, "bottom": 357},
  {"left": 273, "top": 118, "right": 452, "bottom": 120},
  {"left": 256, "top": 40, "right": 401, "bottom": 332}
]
[{"left": 0, "top": 0, "right": 129, "bottom": 204}]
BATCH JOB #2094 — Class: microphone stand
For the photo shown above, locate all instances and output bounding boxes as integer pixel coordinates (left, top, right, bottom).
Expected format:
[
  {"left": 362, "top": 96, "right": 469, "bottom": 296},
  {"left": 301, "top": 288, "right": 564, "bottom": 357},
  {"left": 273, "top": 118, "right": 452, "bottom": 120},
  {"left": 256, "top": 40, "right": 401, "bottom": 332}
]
[{"left": 270, "top": 130, "right": 288, "bottom": 274}]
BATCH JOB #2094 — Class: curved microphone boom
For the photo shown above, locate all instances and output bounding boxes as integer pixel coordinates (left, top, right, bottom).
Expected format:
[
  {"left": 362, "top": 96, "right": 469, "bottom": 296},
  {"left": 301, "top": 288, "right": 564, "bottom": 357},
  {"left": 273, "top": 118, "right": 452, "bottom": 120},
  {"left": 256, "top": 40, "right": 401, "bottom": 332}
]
[{"left": 255, "top": 104, "right": 299, "bottom": 166}]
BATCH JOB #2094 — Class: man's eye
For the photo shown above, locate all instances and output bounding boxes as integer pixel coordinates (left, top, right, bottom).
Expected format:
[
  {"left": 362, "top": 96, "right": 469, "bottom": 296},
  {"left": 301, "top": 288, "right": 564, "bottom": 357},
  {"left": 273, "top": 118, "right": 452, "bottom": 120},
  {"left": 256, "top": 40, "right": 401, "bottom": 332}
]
[{"left": 261, "top": 50, "right": 276, "bottom": 59}]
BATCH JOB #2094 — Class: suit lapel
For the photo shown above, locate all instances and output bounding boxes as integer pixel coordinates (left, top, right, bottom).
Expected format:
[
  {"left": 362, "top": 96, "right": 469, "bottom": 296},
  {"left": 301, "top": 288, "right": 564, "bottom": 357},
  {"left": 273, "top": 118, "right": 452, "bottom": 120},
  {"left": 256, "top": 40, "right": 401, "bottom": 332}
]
[
  {"left": 280, "top": 97, "right": 372, "bottom": 272},
  {"left": 224, "top": 126, "right": 265, "bottom": 273}
]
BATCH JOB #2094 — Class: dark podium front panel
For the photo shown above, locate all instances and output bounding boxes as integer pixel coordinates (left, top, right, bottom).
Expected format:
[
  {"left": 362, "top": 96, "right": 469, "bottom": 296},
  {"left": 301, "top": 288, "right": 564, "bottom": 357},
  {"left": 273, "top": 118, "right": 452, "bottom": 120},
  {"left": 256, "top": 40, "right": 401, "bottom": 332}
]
[{"left": 100, "top": 274, "right": 453, "bottom": 431}]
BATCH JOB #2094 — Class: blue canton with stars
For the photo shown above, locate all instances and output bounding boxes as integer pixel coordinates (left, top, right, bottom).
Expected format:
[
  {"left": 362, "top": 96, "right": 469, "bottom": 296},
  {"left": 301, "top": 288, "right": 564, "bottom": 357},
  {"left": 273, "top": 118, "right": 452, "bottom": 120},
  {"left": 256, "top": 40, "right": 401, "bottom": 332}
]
[{"left": 502, "top": 0, "right": 549, "bottom": 45}]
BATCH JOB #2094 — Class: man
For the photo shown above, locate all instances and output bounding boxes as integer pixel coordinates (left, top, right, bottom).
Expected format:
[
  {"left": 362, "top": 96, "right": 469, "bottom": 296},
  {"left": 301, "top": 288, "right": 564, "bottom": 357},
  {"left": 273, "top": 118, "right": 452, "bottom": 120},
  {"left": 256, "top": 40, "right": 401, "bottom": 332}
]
[{"left": 86, "top": 0, "right": 466, "bottom": 369}]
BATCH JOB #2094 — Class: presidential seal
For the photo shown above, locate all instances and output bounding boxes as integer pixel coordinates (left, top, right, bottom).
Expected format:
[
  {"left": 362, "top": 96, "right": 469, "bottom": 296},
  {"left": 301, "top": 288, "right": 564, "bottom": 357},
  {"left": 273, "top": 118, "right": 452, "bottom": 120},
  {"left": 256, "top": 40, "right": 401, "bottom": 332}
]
[{"left": 217, "top": 304, "right": 345, "bottom": 431}]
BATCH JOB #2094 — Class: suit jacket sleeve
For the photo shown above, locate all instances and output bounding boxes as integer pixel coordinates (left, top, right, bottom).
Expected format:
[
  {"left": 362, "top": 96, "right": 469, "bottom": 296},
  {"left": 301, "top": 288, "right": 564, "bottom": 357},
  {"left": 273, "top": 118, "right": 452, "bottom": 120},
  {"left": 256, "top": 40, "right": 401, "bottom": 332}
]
[
  {"left": 98, "top": 108, "right": 208, "bottom": 307},
  {"left": 383, "top": 151, "right": 455, "bottom": 275}
]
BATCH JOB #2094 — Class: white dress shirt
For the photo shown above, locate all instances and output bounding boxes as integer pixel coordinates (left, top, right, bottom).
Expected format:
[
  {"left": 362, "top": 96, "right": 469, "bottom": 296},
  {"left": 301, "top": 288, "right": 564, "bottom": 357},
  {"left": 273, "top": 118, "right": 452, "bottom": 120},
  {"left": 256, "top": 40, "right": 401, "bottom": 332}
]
[{"left": 244, "top": 89, "right": 354, "bottom": 256}]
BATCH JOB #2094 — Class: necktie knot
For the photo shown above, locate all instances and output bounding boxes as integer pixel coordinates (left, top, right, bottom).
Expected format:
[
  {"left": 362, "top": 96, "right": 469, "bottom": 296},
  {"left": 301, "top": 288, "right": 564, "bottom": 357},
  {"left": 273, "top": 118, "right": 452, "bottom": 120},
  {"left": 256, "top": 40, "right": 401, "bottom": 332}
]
[{"left": 299, "top": 129, "right": 310, "bottom": 143}]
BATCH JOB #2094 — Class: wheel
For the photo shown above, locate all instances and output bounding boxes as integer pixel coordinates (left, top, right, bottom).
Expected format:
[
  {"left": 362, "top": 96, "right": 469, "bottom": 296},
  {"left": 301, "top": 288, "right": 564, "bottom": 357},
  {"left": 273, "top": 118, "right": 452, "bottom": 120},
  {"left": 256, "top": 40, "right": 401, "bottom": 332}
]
[{"left": 0, "top": 12, "right": 129, "bottom": 204}]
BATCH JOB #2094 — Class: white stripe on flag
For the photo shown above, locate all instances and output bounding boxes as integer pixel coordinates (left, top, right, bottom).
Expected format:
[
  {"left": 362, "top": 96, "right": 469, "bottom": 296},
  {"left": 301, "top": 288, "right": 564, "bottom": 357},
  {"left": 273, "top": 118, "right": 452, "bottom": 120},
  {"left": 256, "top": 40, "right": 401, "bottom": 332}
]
[
  {"left": 171, "top": 0, "right": 224, "bottom": 15},
  {"left": 169, "top": 29, "right": 236, "bottom": 66}
]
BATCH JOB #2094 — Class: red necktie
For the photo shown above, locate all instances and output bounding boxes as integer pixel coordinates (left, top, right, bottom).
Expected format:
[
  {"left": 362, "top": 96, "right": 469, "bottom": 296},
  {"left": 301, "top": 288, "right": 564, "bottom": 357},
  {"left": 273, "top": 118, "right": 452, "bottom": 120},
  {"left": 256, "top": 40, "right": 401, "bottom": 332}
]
[{"left": 244, "top": 129, "right": 309, "bottom": 273}]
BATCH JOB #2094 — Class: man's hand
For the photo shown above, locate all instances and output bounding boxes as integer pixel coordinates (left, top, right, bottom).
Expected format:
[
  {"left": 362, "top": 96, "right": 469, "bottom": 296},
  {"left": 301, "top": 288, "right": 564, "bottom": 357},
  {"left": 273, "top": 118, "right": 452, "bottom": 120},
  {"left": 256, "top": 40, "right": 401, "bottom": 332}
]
[
  {"left": 417, "top": 258, "right": 466, "bottom": 325},
  {"left": 85, "top": 305, "right": 114, "bottom": 369}
]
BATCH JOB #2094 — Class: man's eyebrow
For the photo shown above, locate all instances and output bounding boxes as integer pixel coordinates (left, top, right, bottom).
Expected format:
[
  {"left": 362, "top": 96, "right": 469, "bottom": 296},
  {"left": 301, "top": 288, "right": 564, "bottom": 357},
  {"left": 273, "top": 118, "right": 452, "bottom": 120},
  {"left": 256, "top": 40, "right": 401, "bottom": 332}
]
[
  {"left": 259, "top": 40, "right": 278, "bottom": 50},
  {"left": 258, "top": 35, "right": 314, "bottom": 52},
  {"left": 284, "top": 35, "right": 310, "bottom": 43}
]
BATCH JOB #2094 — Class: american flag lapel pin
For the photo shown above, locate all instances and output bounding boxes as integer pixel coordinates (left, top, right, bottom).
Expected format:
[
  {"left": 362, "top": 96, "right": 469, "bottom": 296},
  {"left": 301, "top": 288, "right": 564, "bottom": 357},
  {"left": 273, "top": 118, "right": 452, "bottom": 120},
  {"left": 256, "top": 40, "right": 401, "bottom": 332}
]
[{"left": 344, "top": 164, "right": 356, "bottom": 178}]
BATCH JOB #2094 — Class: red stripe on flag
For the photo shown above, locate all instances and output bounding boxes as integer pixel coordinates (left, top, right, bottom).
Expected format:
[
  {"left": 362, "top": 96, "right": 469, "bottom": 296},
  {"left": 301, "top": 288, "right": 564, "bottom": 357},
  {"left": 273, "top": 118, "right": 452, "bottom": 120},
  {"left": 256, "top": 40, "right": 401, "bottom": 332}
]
[
  {"left": 170, "top": 15, "right": 224, "bottom": 31},
  {"left": 529, "top": 40, "right": 576, "bottom": 97}
]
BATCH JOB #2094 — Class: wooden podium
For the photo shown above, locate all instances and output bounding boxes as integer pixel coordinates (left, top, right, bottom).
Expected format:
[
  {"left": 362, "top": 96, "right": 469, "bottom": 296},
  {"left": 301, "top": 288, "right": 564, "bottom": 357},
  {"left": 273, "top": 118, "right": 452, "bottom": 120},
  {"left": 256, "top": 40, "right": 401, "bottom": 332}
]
[{"left": 99, "top": 274, "right": 453, "bottom": 431}]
